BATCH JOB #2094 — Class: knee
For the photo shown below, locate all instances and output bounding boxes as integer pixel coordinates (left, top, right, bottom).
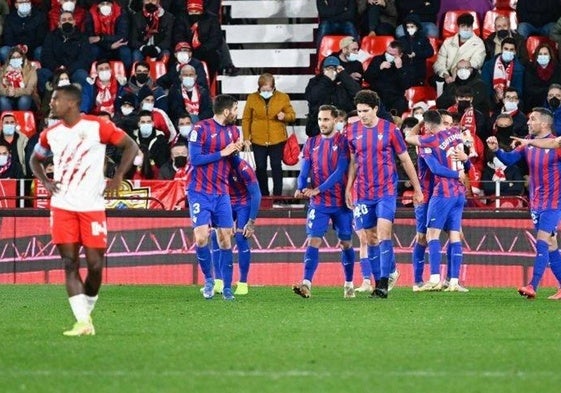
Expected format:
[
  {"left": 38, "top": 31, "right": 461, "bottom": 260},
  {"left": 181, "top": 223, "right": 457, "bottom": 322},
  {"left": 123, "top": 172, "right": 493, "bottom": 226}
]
[
  {"left": 62, "top": 256, "right": 77, "bottom": 273},
  {"left": 235, "top": 232, "right": 249, "bottom": 249},
  {"left": 17, "top": 95, "right": 32, "bottom": 110},
  {"left": 308, "top": 237, "right": 322, "bottom": 248},
  {"left": 340, "top": 240, "right": 352, "bottom": 250},
  {"left": 0, "top": 97, "right": 12, "bottom": 110}
]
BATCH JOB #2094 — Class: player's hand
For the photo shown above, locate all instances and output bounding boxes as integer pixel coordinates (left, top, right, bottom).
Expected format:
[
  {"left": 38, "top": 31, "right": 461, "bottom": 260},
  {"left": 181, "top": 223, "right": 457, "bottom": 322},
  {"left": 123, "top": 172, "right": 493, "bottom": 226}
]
[
  {"left": 510, "top": 136, "right": 529, "bottom": 147},
  {"left": 412, "top": 189, "right": 424, "bottom": 206},
  {"left": 220, "top": 142, "right": 240, "bottom": 157},
  {"left": 43, "top": 180, "right": 61, "bottom": 195},
  {"left": 486, "top": 136, "right": 499, "bottom": 152},
  {"left": 345, "top": 189, "right": 354, "bottom": 210},
  {"left": 242, "top": 220, "right": 255, "bottom": 238},
  {"left": 243, "top": 139, "right": 252, "bottom": 148},
  {"left": 452, "top": 145, "right": 468, "bottom": 162},
  {"left": 294, "top": 189, "right": 304, "bottom": 198},
  {"left": 303, "top": 188, "right": 320, "bottom": 197},
  {"left": 458, "top": 170, "right": 467, "bottom": 185},
  {"left": 105, "top": 174, "right": 123, "bottom": 198}
]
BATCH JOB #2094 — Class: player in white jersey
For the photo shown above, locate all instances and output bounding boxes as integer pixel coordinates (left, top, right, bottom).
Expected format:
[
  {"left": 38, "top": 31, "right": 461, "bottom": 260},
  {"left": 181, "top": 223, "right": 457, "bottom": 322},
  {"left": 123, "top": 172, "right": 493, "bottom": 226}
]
[{"left": 29, "top": 85, "right": 138, "bottom": 336}]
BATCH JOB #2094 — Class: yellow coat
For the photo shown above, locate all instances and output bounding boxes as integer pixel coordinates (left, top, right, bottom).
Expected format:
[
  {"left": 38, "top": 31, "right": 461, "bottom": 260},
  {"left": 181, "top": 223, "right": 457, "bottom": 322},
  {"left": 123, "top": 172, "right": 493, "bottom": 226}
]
[{"left": 241, "top": 90, "right": 296, "bottom": 146}]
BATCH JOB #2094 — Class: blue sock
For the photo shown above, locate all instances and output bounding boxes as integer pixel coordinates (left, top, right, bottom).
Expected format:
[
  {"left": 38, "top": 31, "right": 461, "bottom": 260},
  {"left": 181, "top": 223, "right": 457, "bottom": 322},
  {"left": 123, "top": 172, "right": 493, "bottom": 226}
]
[
  {"left": 367, "top": 245, "right": 380, "bottom": 281},
  {"left": 530, "top": 240, "right": 549, "bottom": 290},
  {"left": 379, "top": 240, "right": 393, "bottom": 278},
  {"left": 412, "top": 242, "right": 426, "bottom": 283},
  {"left": 449, "top": 242, "right": 462, "bottom": 279},
  {"left": 196, "top": 245, "right": 213, "bottom": 280},
  {"left": 446, "top": 242, "right": 452, "bottom": 280},
  {"left": 360, "top": 257, "right": 372, "bottom": 280},
  {"left": 389, "top": 252, "right": 396, "bottom": 274},
  {"left": 549, "top": 249, "right": 561, "bottom": 285},
  {"left": 341, "top": 247, "right": 355, "bottom": 282},
  {"left": 428, "top": 239, "right": 442, "bottom": 275},
  {"left": 303, "top": 246, "right": 319, "bottom": 282},
  {"left": 210, "top": 231, "right": 222, "bottom": 279},
  {"left": 219, "top": 249, "right": 234, "bottom": 290},
  {"left": 235, "top": 233, "right": 250, "bottom": 283}
]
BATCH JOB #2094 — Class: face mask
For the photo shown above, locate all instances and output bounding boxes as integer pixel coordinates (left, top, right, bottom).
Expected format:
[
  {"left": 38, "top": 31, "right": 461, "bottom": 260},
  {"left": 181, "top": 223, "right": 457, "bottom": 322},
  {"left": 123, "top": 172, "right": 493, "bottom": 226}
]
[
  {"left": 497, "top": 29, "right": 509, "bottom": 40},
  {"left": 414, "top": 114, "right": 424, "bottom": 122},
  {"left": 0, "top": 155, "right": 8, "bottom": 166},
  {"left": 99, "top": 4, "right": 112, "bottom": 16},
  {"left": 501, "top": 51, "right": 515, "bottom": 63},
  {"left": 503, "top": 101, "right": 518, "bottom": 112},
  {"left": 46, "top": 172, "right": 54, "bottom": 179},
  {"left": 549, "top": 97, "right": 561, "bottom": 110},
  {"left": 58, "top": 78, "right": 70, "bottom": 86},
  {"left": 142, "top": 102, "right": 154, "bottom": 111},
  {"left": 537, "top": 54, "right": 550, "bottom": 66},
  {"left": 174, "top": 156, "right": 187, "bottom": 168},
  {"left": 98, "top": 70, "right": 111, "bottom": 82},
  {"left": 176, "top": 52, "right": 190, "bottom": 64},
  {"left": 135, "top": 73, "right": 149, "bottom": 84},
  {"left": 335, "top": 122, "right": 345, "bottom": 132},
  {"left": 144, "top": 3, "right": 158, "bottom": 13},
  {"left": 347, "top": 53, "right": 359, "bottom": 62},
  {"left": 384, "top": 52, "right": 395, "bottom": 63},
  {"left": 133, "top": 155, "right": 143, "bottom": 166},
  {"left": 260, "top": 91, "right": 273, "bottom": 99},
  {"left": 139, "top": 123, "right": 153, "bottom": 137},
  {"left": 457, "top": 100, "right": 471, "bottom": 113},
  {"left": 457, "top": 68, "right": 471, "bottom": 80},
  {"left": 182, "top": 76, "right": 195, "bottom": 89},
  {"left": 406, "top": 27, "right": 417, "bottom": 36},
  {"left": 62, "top": 1, "right": 75, "bottom": 12},
  {"left": 121, "top": 106, "right": 134, "bottom": 116},
  {"left": 496, "top": 125, "right": 513, "bottom": 136},
  {"left": 179, "top": 124, "right": 192, "bottom": 137},
  {"left": 323, "top": 69, "right": 336, "bottom": 81},
  {"left": 17, "top": 2, "right": 32, "bottom": 16},
  {"left": 9, "top": 58, "right": 23, "bottom": 69},
  {"left": 3, "top": 124, "right": 16, "bottom": 136},
  {"left": 61, "top": 22, "right": 74, "bottom": 34},
  {"left": 459, "top": 30, "right": 473, "bottom": 40}
]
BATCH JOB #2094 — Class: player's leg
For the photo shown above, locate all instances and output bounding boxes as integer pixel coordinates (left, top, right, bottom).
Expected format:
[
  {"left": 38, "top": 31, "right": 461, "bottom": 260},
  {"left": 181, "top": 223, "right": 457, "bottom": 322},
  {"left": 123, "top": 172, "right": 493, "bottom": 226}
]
[
  {"left": 213, "top": 194, "right": 235, "bottom": 300},
  {"left": 354, "top": 229, "right": 374, "bottom": 293},
  {"left": 547, "top": 232, "right": 561, "bottom": 299},
  {"left": 411, "top": 193, "right": 428, "bottom": 290},
  {"left": 210, "top": 229, "right": 223, "bottom": 294},
  {"left": 334, "top": 207, "right": 355, "bottom": 298},
  {"left": 234, "top": 205, "right": 251, "bottom": 295},
  {"left": 356, "top": 203, "right": 382, "bottom": 289},
  {"left": 372, "top": 197, "right": 397, "bottom": 298},
  {"left": 443, "top": 196, "right": 467, "bottom": 292}
]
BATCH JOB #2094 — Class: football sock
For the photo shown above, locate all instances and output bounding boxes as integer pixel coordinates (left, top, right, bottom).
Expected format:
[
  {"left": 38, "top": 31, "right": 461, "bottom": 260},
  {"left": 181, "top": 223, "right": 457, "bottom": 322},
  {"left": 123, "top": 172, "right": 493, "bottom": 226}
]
[
  {"left": 428, "top": 239, "right": 442, "bottom": 282},
  {"left": 360, "top": 257, "right": 372, "bottom": 280},
  {"left": 195, "top": 245, "right": 213, "bottom": 280},
  {"left": 303, "top": 246, "right": 319, "bottom": 282},
  {"left": 549, "top": 249, "right": 561, "bottom": 285},
  {"left": 379, "top": 239, "right": 393, "bottom": 278},
  {"left": 412, "top": 242, "right": 426, "bottom": 283},
  {"left": 86, "top": 295, "right": 98, "bottom": 316},
  {"left": 446, "top": 241, "right": 452, "bottom": 280},
  {"left": 210, "top": 231, "right": 221, "bottom": 279},
  {"left": 389, "top": 252, "right": 396, "bottom": 274},
  {"left": 530, "top": 240, "right": 549, "bottom": 290},
  {"left": 341, "top": 247, "right": 355, "bottom": 282},
  {"left": 68, "top": 294, "right": 89, "bottom": 323},
  {"left": 367, "top": 245, "right": 380, "bottom": 281},
  {"left": 449, "top": 242, "right": 462, "bottom": 280},
  {"left": 219, "top": 249, "right": 234, "bottom": 290},
  {"left": 235, "top": 233, "right": 250, "bottom": 283}
]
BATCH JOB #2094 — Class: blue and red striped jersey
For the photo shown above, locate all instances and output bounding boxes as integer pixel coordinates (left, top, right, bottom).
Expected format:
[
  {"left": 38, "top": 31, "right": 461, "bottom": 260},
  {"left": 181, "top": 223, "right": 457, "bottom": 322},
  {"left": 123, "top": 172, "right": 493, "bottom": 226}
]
[
  {"left": 302, "top": 132, "right": 349, "bottom": 207},
  {"left": 229, "top": 159, "right": 259, "bottom": 206},
  {"left": 186, "top": 119, "right": 240, "bottom": 194},
  {"left": 418, "top": 129, "right": 465, "bottom": 198},
  {"left": 347, "top": 119, "right": 407, "bottom": 202},
  {"left": 417, "top": 154, "right": 434, "bottom": 202}
]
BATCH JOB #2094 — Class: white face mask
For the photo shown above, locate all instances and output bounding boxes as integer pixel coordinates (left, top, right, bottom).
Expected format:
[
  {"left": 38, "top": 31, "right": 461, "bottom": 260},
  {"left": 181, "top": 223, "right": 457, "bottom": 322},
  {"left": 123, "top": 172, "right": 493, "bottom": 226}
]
[
  {"left": 335, "top": 122, "right": 345, "bottom": 132},
  {"left": 3, "top": 124, "right": 16, "bottom": 136},
  {"left": 501, "top": 51, "right": 515, "bottom": 63},
  {"left": 133, "top": 155, "right": 143, "bottom": 166},
  {"left": 323, "top": 69, "right": 337, "bottom": 81},
  {"left": 99, "top": 4, "right": 112, "bottom": 16},
  {"left": 260, "top": 90, "right": 273, "bottom": 99},
  {"left": 414, "top": 113, "right": 424, "bottom": 122},
  {"left": 176, "top": 52, "right": 190, "bottom": 64},
  {"left": 182, "top": 76, "right": 195, "bottom": 89},
  {"left": 504, "top": 101, "right": 518, "bottom": 112},
  {"left": 457, "top": 68, "right": 471, "bottom": 80},
  {"left": 537, "top": 54, "right": 550, "bottom": 66},
  {"left": 347, "top": 53, "right": 359, "bottom": 62},
  {"left": 62, "top": 1, "right": 75, "bottom": 12},
  {"left": 58, "top": 78, "right": 71, "bottom": 86},
  {"left": 0, "top": 155, "right": 8, "bottom": 166},
  {"left": 179, "top": 124, "right": 192, "bottom": 137},
  {"left": 141, "top": 102, "right": 154, "bottom": 111},
  {"left": 98, "top": 70, "right": 112, "bottom": 82},
  {"left": 9, "top": 58, "right": 23, "bottom": 69},
  {"left": 459, "top": 30, "right": 473, "bottom": 40},
  {"left": 17, "top": 2, "right": 32, "bottom": 16},
  {"left": 139, "top": 123, "right": 153, "bottom": 137},
  {"left": 406, "top": 27, "right": 417, "bottom": 36},
  {"left": 384, "top": 52, "right": 395, "bottom": 63},
  {"left": 121, "top": 106, "right": 134, "bottom": 116}
]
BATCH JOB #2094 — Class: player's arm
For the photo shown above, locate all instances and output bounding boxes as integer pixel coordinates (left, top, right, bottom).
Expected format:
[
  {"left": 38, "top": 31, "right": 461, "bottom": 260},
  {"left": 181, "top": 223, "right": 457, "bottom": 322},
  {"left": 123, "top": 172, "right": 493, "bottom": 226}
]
[
  {"left": 397, "top": 151, "right": 424, "bottom": 205},
  {"left": 307, "top": 154, "right": 349, "bottom": 197},
  {"left": 295, "top": 157, "right": 311, "bottom": 198},
  {"left": 511, "top": 135, "right": 561, "bottom": 149},
  {"left": 243, "top": 182, "right": 261, "bottom": 238},
  {"left": 345, "top": 153, "right": 357, "bottom": 209},
  {"left": 422, "top": 154, "right": 460, "bottom": 179},
  {"left": 486, "top": 136, "right": 523, "bottom": 166},
  {"left": 106, "top": 133, "right": 139, "bottom": 194},
  {"left": 30, "top": 148, "right": 60, "bottom": 195}
]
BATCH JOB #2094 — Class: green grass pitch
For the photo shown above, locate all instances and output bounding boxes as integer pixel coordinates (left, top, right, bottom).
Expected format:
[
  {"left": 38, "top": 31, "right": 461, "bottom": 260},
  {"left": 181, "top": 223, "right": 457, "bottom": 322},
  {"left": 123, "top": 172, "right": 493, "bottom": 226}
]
[{"left": 1, "top": 285, "right": 561, "bottom": 393}]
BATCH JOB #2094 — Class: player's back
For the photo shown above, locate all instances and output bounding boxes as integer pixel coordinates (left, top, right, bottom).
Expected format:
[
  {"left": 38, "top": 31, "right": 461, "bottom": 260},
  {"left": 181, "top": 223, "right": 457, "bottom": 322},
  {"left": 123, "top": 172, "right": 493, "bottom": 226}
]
[{"left": 229, "top": 159, "right": 258, "bottom": 205}]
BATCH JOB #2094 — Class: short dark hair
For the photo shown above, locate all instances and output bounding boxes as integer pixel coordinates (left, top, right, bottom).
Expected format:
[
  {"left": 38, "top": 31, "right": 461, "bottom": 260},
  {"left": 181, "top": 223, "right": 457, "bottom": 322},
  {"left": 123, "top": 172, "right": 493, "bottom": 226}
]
[
  {"left": 54, "top": 84, "right": 82, "bottom": 106},
  {"left": 353, "top": 90, "right": 380, "bottom": 109},
  {"left": 401, "top": 117, "right": 419, "bottom": 129},
  {"left": 135, "top": 61, "right": 150, "bottom": 71},
  {"left": 96, "top": 59, "right": 111, "bottom": 69},
  {"left": 501, "top": 37, "right": 517, "bottom": 50},
  {"left": 213, "top": 94, "right": 238, "bottom": 115},
  {"left": 496, "top": 113, "right": 514, "bottom": 123},
  {"left": 138, "top": 109, "right": 153, "bottom": 119},
  {"left": 455, "top": 85, "right": 474, "bottom": 98},
  {"left": 457, "top": 13, "right": 474, "bottom": 27},
  {"left": 437, "top": 109, "right": 452, "bottom": 118},
  {"left": 318, "top": 104, "right": 338, "bottom": 118},
  {"left": 423, "top": 110, "right": 441, "bottom": 126},
  {"left": 389, "top": 40, "right": 403, "bottom": 54},
  {"left": 532, "top": 107, "right": 554, "bottom": 122}
]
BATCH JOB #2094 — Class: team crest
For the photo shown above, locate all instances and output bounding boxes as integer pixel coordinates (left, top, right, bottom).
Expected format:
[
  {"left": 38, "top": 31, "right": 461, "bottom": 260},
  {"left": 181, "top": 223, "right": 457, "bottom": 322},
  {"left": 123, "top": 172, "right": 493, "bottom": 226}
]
[
  {"left": 332, "top": 145, "right": 338, "bottom": 151},
  {"left": 189, "top": 130, "right": 198, "bottom": 142},
  {"left": 423, "top": 148, "right": 432, "bottom": 154},
  {"left": 378, "top": 134, "right": 383, "bottom": 140}
]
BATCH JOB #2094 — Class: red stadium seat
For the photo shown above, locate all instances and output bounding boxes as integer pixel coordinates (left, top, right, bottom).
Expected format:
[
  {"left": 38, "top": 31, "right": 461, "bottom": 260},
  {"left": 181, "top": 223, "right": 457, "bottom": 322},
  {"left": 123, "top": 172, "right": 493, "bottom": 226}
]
[
  {"left": 3, "top": 110, "right": 36, "bottom": 138},
  {"left": 359, "top": 35, "right": 394, "bottom": 70},
  {"left": 316, "top": 35, "right": 347, "bottom": 73},
  {"left": 482, "top": 10, "right": 518, "bottom": 39},
  {"left": 526, "top": 36, "right": 559, "bottom": 61},
  {"left": 441, "top": 10, "right": 481, "bottom": 39},
  {"left": 89, "top": 60, "right": 126, "bottom": 80},
  {"left": 493, "top": 0, "right": 516, "bottom": 10},
  {"left": 425, "top": 37, "right": 441, "bottom": 84},
  {"left": 404, "top": 86, "right": 437, "bottom": 109}
]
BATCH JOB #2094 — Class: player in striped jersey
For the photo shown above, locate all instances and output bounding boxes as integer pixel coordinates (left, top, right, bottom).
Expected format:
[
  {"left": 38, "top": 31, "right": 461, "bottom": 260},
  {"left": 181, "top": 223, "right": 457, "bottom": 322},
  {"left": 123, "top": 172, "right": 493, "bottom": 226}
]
[
  {"left": 346, "top": 90, "right": 423, "bottom": 298},
  {"left": 491, "top": 108, "right": 561, "bottom": 299},
  {"left": 187, "top": 94, "right": 242, "bottom": 301},
  {"left": 293, "top": 105, "right": 355, "bottom": 299}
]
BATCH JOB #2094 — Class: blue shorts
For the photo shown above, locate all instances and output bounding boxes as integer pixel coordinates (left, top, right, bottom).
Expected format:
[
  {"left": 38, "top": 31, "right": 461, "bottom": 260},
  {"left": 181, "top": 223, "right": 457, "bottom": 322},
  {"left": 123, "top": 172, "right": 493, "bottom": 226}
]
[
  {"left": 415, "top": 203, "right": 428, "bottom": 234},
  {"left": 187, "top": 190, "right": 233, "bottom": 228},
  {"left": 353, "top": 196, "right": 397, "bottom": 231},
  {"left": 306, "top": 205, "right": 353, "bottom": 240},
  {"left": 426, "top": 195, "right": 465, "bottom": 232},
  {"left": 531, "top": 209, "right": 561, "bottom": 234},
  {"left": 232, "top": 203, "right": 251, "bottom": 230}
]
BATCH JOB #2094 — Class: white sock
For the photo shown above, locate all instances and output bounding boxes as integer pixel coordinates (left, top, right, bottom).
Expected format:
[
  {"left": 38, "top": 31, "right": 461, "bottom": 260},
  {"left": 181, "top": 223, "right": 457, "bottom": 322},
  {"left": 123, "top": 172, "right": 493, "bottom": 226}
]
[
  {"left": 86, "top": 295, "right": 98, "bottom": 316},
  {"left": 362, "top": 278, "right": 371, "bottom": 284},
  {"left": 430, "top": 274, "right": 440, "bottom": 284},
  {"left": 68, "top": 294, "right": 89, "bottom": 323},
  {"left": 344, "top": 281, "right": 353, "bottom": 287},
  {"left": 450, "top": 278, "right": 459, "bottom": 286},
  {"left": 303, "top": 279, "right": 312, "bottom": 288}
]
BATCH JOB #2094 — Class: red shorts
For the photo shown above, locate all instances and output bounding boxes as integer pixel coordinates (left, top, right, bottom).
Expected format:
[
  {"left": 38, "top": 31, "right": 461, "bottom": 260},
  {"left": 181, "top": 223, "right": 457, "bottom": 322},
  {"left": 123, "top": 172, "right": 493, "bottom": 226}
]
[{"left": 50, "top": 207, "right": 107, "bottom": 248}]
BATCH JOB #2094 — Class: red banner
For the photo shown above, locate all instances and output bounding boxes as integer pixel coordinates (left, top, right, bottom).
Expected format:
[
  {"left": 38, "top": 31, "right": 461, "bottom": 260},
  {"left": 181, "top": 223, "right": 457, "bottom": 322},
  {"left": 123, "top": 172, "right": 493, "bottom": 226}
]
[{"left": 0, "top": 179, "right": 17, "bottom": 208}]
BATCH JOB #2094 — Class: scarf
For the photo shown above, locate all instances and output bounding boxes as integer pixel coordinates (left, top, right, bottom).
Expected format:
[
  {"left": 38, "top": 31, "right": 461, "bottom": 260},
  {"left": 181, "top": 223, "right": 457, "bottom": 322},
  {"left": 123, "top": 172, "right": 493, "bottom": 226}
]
[
  {"left": 536, "top": 62, "right": 555, "bottom": 82},
  {"left": 0, "top": 155, "right": 11, "bottom": 177},
  {"left": 90, "top": 4, "right": 121, "bottom": 36},
  {"left": 94, "top": 77, "right": 119, "bottom": 115},
  {"left": 174, "top": 165, "right": 188, "bottom": 180},
  {"left": 3, "top": 66, "right": 24, "bottom": 89},
  {"left": 143, "top": 8, "right": 161, "bottom": 40},
  {"left": 488, "top": 157, "right": 507, "bottom": 182},
  {"left": 182, "top": 85, "right": 200, "bottom": 115},
  {"left": 492, "top": 57, "right": 514, "bottom": 93},
  {"left": 190, "top": 22, "right": 201, "bottom": 49}
]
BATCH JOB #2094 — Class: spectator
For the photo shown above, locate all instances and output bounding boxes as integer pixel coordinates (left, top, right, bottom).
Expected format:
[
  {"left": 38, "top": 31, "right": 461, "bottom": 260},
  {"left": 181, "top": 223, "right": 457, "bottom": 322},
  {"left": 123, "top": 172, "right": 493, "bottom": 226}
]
[
  {"left": 481, "top": 37, "right": 525, "bottom": 106},
  {"left": 359, "top": 0, "right": 397, "bottom": 37},
  {"left": 137, "top": 89, "right": 176, "bottom": 142},
  {"left": 395, "top": 0, "right": 439, "bottom": 38},
  {"left": 156, "top": 41, "right": 209, "bottom": 91},
  {"left": 81, "top": 59, "right": 127, "bottom": 115},
  {"left": 126, "top": 144, "right": 159, "bottom": 180},
  {"left": 544, "top": 83, "right": 561, "bottom": 135},
  {"left": 437, "top": 0, "right": 491, "bottom": 25},
  {"left": 168, "top": 63, "right": 213, "bottom": 124},
  {"left": 516, "top": 0, "right": 561, "bottom": 38},
  {"left": 113, "top": 92, "right": 139, "bottom": 136},
  {"left": 48, "top": 0, "right": 87, "bottom": 32},
  {"left": 130, "top": 0, "right": 174, "bottom": 63},
  {"left": 489, "top": 87, "right": 529, "bottom": 139},
  {"left": 40, "top": 68, "right": 72, "bottom": 118},
  {"left": 435, "top": 60, "right": 490, "bottom": 115},
  {"left": 337, "top": 36, "right": 363, "bottom": 84},
  {"left": 447, "top": 85, "right": 490, "bottom": 142},
  {"left": 433, "top": 13, "right": 485, "bottom": 93},
  {"left": 1, "top": 0, "right": 47, "bottom": 62},
  {"left": 0, "top": 46, "right": 38, "bottom": 111},
  {"left": 120, "top": 61, "right": 167, "bottom": 111},
  {"left": 364, "top": 40, "right": 409, "bottom": 115},
  {"left": 550, "top": 16, "right": 561, "bottom": 59},
  {"left": 305, "top": 56, "right": 360, "bottom": 137},
  {"left": 397, "top": 13, "right": 434, "bottom": 86},
  {"left": 524, "top": 44, "right": 561, "bottom": 111},
  {"left": 484, "top": 14, "right": 528, "bottom": 65},
  {"left": 132, "top": 109, "right": 170, "bottom": 167},
  {"left": 84, "top": 0, "right": 132, "bottom": 70},
  {"left": 158, "top": 142, "right": 188, "bottom": 180},
  {"left": 242, "top": 73, "right": 296, "bottom": 197},
  {"left": 315, "top": 0, "right": 359, "bottom": 48},
  {"left": 172, "top": 112, "right": 192, "bottom": 146},
  {"left": 0, "top": 112, "right": 30, "bottom": 177},
  {"left": 0, "top": 143, "right": 24, "bottom": 179},
  {"left": 411, "top": 101, "right": 429, "bottom": 121}
]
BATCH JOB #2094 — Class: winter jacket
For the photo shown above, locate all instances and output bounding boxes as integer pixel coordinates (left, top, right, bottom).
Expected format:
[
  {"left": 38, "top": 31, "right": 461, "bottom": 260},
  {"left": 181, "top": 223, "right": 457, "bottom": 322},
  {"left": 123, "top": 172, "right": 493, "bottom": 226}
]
[
  {"left": 130, "top": 9, "right": 174, "bottom": 51},
  {"left": 396, "top": 0, "right": 439, "bottom": 24},
  {"left": 2, "top": 9, "right": 47, "bottom": 55},
  {"left": 316, "top": 0, "right": 356, "bottom": 22},
  {"left": 433, "top": 34, "right": 486, "bottom": 78},
  {"left": 41, "top": 28, "right": 94, "bottom": 74},
  {"left": 517, "top": 0, "right": 561, "bottom": 28},
  {"left": 397, "top": 13, "right": 434, "bottom": 85},
  {"left": 481, "top": 55, "right": 525, "bottom": 102}
]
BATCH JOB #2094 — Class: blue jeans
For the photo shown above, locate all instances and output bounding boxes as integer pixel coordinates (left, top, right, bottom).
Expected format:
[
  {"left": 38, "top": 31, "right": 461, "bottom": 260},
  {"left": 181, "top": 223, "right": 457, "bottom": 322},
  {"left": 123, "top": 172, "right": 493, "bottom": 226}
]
[
  {"left": 316, "top": 21, "right": 359, "bottom": 48},
  {"left": 395, "top": 22, "right": 439, "bottom": 38},
  {"left": 0, "top": 95, "right": 33, "bottom": 111},
  {"left": 517, "top": 22, "right": 556, "bottom": 38},
  {"left": 91, "top": 45, "right": 133, "bottom": 70}
]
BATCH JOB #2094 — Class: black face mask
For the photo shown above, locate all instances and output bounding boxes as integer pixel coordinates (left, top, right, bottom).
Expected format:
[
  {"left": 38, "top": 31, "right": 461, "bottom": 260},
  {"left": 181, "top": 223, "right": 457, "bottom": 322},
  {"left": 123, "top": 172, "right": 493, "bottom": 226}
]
[
  {"left": 144, "top": 3, "right": 158, "bottom": 13},
  {"left": 46, "top": 172, "right": 54, "bottom": 180},
  {"left": 189, "top": 14, "right": 202, "bottom": 23},
  {"left": 174, "top": 156, "right": 187, "bottom": 168},
  {"left": 549, "top": 97, "right": 561, "bottom": 110},
  {"left": 496, "top": 29, "right": 509, "bottom": 40},
  {"left": 135, "top": 73, "right": 149, "bottom": 84},
  {"left": 61, "top": 22, "right": 74, "bottom": 34},
  {"left": 457, "top": 100, "right": 471, "bottom": 114}
]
